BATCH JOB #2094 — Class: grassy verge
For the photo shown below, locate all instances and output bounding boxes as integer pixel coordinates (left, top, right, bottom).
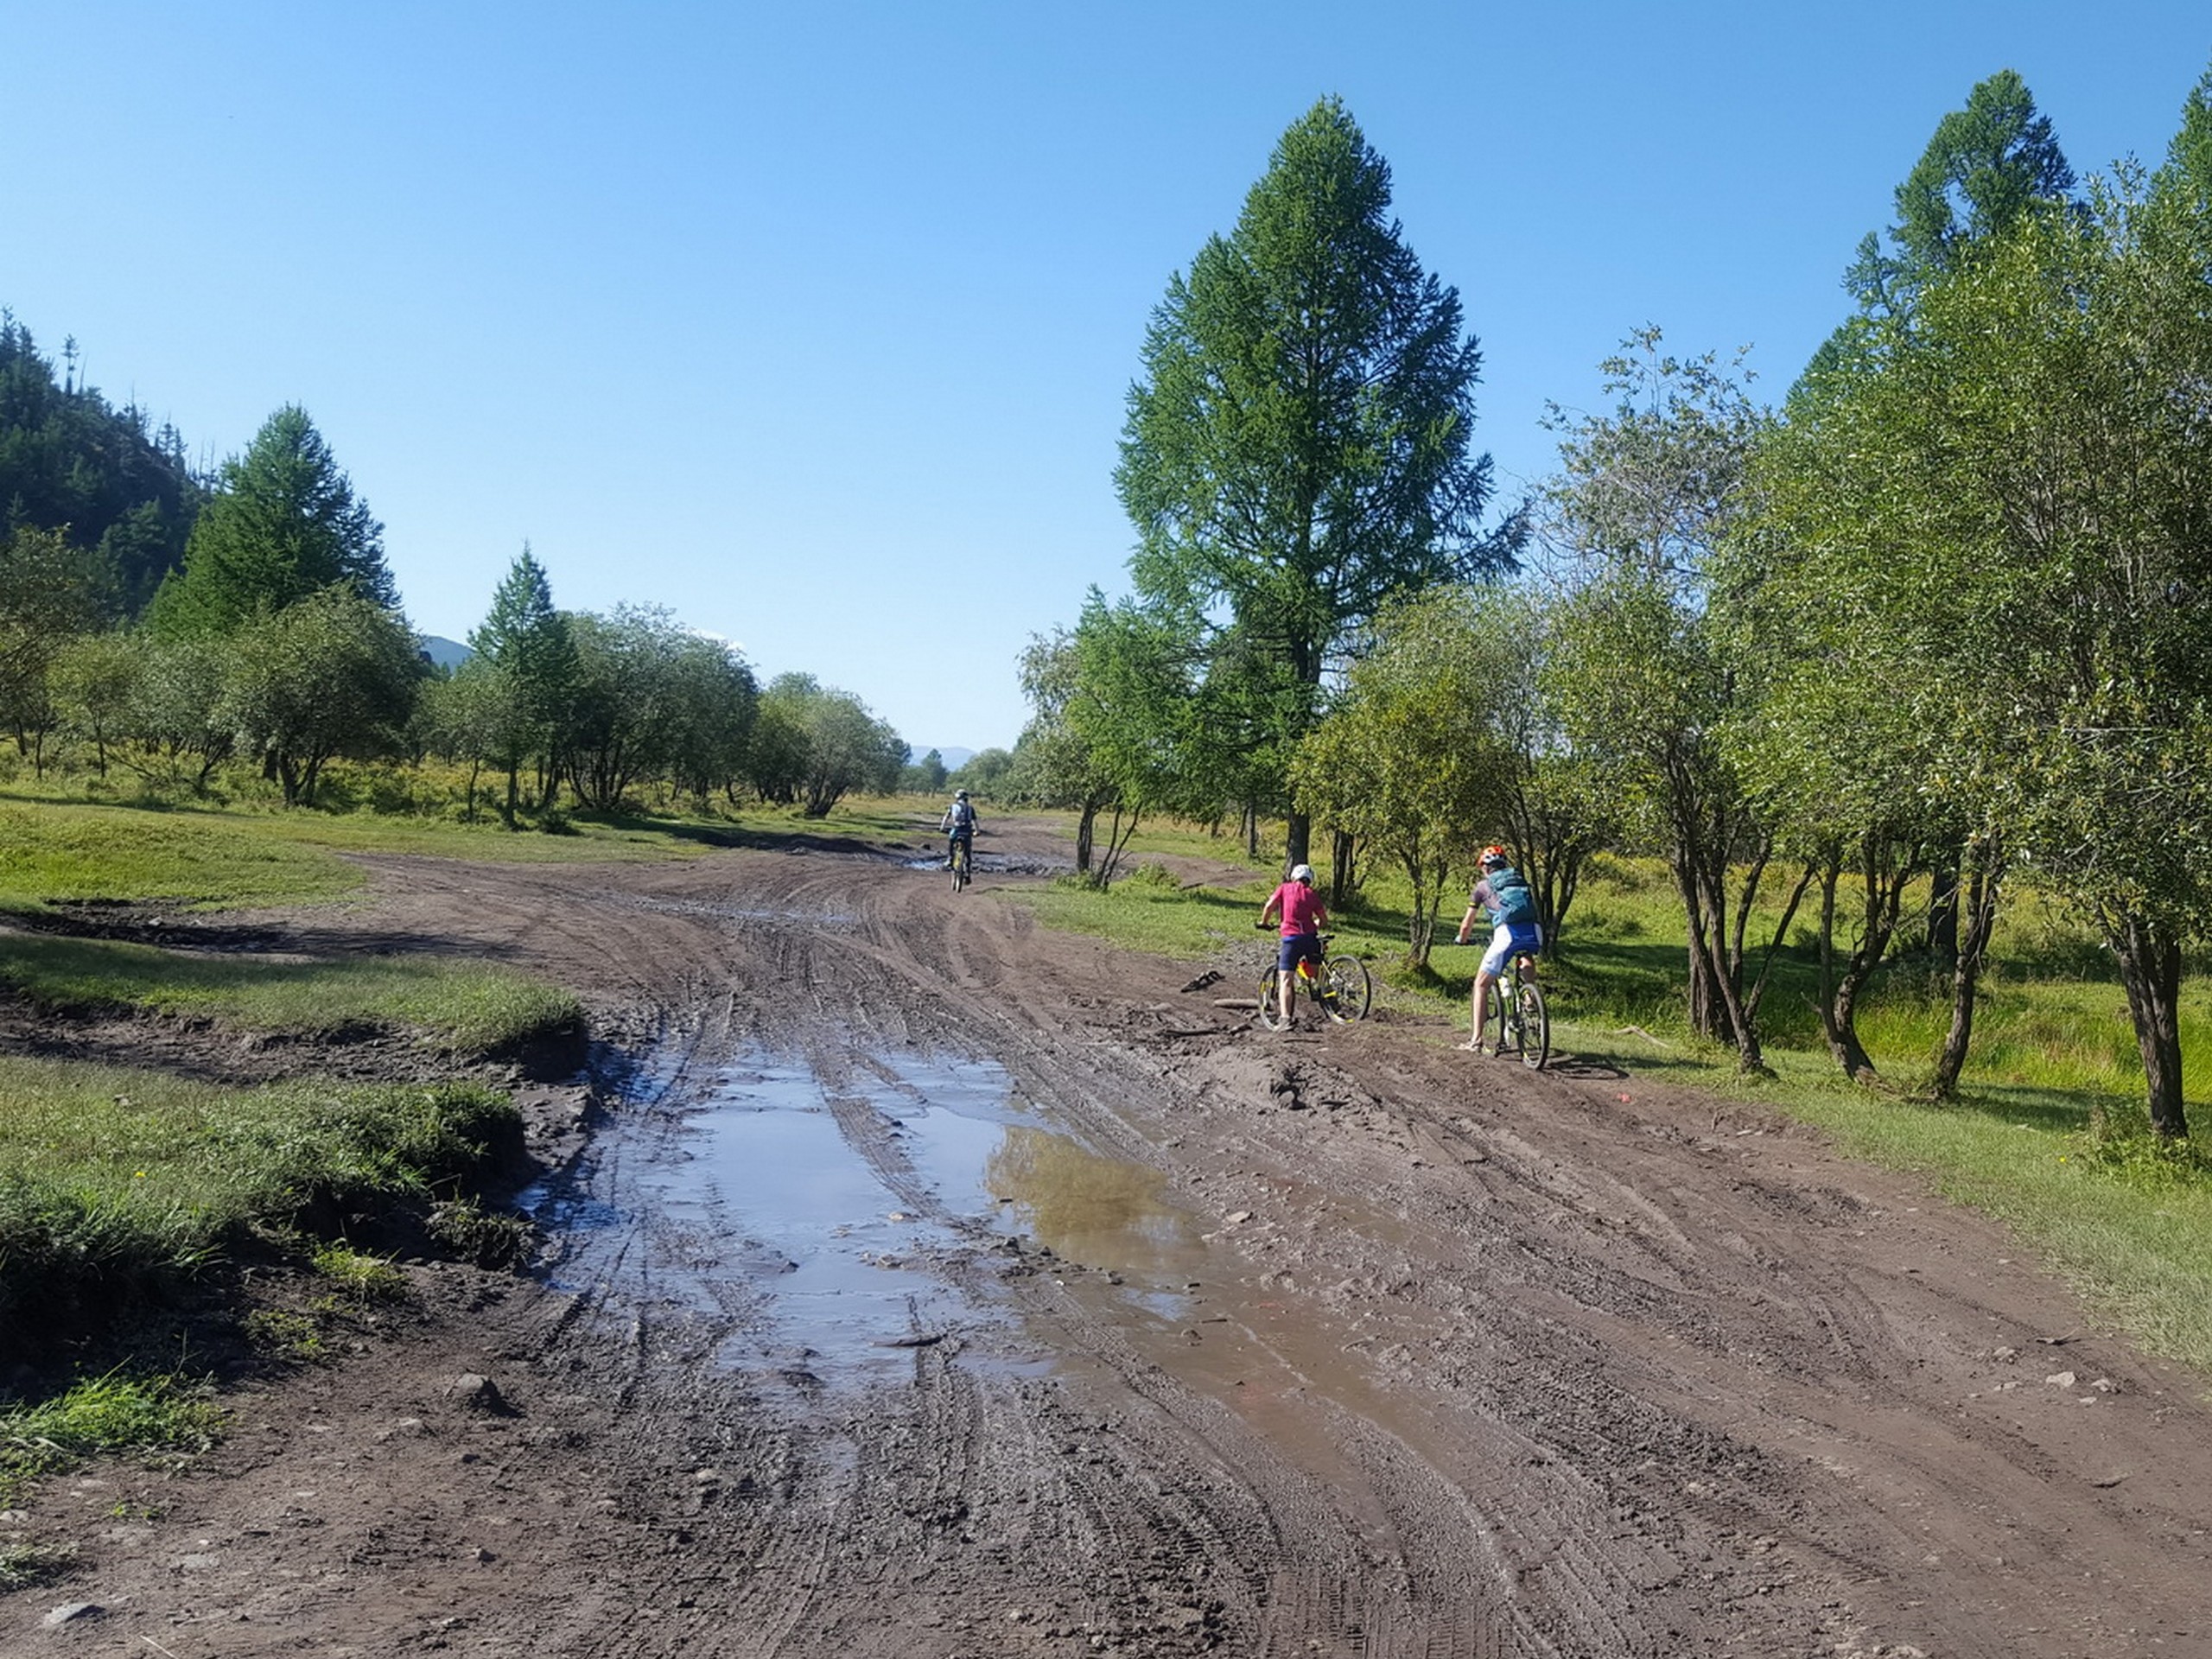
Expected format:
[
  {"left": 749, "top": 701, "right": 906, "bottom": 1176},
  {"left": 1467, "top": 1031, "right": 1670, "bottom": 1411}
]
[
  {"left": 0, "top": 1058, "right": 522, "bottom": 1364},
  {"left": 1000, "top": 830, "right": 2212, "bottom": 1379},
  {"left": 0, "top": 933, "right": 582, "bottom": 1057}
]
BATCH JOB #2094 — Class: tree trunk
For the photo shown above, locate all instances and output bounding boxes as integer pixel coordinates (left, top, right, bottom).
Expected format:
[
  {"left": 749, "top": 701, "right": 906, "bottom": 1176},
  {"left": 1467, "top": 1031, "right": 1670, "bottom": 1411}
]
[
  {"left": 1815, "top": 861, "right": 1879, "bottom": 1084},
  {"left": 1929, "top": 842, "right": 2003, "bottom": 1101},
  {"left": 2112, "top": 912, "right": 2190, "bottom": 1141},
  {"left": 1927, "top": 838, "right": 1961, "bottom": 961},
  {"left": 1330, "top": 828, "right": 1357, "bottom": 907},
  {"left": 1285, "top": 810, "right": 1311, "bottom": 874},
  {"left": 1074, "top": 801, "right": 1097, "bottom": 875}
]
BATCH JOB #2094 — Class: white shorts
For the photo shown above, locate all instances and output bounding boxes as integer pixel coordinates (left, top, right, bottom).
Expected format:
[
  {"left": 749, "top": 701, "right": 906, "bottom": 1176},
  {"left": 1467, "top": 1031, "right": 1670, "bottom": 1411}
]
[{"left": 1480, "top": 921, "right": 1541, "bottom": 977}]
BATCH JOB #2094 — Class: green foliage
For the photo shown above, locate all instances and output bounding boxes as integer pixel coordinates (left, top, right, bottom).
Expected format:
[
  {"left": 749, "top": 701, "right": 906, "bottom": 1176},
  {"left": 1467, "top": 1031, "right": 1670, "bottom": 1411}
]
[
  {"left": 242, "top": 1306, "right": 327, "bottom": 1363},
  {"left": 900, "top": 747, "right": 950, "bottom": 795},
  {"left": 149, "top": 405, "right": 393, "bottom": 638},
  {"left": 0, "top": 1541, "right": 76, "bottom": 1592},
  {"left": 426, "top": 1196, "right": 537, "bottom": 1268},
  {"left": 0, "top": 1371, "right": 219, "bottom": 1503},
  {"left": 309, "top": 1243, "right": 408, "bottom": 1301},
  {"left": 748, "top": 671, "right": 902, "bottom": 817},
  {"left": 2071, "top": 1114, "right": 2212, "bottom": 1189},
  {"left": 1114, "top": 98, "right": 1517, "bottom": 853},
  {"left": 1294, "top": 586, "right": 1523, "bottom": 963},
  {"left": 0, "top": 313, "right": 201, "bottom": 615},
  {"left": 222, "top": 587, "right": 427, "bottom": 806}
]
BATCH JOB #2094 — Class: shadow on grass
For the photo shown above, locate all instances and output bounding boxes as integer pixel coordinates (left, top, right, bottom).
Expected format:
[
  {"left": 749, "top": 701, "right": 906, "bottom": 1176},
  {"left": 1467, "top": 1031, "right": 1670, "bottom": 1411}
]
[{"left": 582, "top": 810, "right": 919, "bottom": 857}]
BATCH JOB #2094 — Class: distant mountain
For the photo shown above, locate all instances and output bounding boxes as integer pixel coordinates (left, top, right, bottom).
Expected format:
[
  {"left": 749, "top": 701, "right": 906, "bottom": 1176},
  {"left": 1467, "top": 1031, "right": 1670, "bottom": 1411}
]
[{"left": 422, "top": 635, "right": 474, "bottom": 671}]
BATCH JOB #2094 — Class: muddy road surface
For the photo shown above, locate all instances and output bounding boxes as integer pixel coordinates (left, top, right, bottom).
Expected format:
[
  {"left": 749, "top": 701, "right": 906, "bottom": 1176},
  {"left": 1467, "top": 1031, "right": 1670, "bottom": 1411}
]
[{"left": 10, "top": 817, "right": 2212, "bottom": 1657}]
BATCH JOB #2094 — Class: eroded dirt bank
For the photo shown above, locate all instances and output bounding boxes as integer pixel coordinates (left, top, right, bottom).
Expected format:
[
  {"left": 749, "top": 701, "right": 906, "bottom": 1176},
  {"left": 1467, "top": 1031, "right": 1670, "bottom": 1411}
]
[{"left": 7, "top": 817, "right": 2211, "bottom": 1657}]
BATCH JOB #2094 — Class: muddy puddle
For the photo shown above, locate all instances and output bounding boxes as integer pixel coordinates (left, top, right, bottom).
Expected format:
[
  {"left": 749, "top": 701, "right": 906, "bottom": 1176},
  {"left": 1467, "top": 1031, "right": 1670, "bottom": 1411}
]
[{"left": 527, "top": 1039, "right": 1213, "bottom": 1388}]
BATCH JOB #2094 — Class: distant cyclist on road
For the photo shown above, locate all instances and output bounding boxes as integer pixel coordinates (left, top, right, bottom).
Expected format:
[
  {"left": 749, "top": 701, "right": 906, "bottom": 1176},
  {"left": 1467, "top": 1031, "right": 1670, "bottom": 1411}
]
[
  {"left": 1455, "top": 844, "right": 1541, "bottom": 1053},
  {"left": 940, "top": 789, "right": 977, "bottom": 873},
  {"left": 1259, "top": 862, "right": 1331, "bottom": 1027}
]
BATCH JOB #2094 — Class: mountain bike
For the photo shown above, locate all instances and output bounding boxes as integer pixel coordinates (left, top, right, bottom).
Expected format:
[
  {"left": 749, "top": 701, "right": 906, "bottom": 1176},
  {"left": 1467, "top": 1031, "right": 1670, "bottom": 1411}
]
[
  {"left": 1256, "top": 931, "right": 1372, "bottom": 1030},
  {"left": 949, "top": 838, "right": 972, "bottom": 893},
  {"left": 1489, "top": 950, "right": 1549, "bottom": 1070}
]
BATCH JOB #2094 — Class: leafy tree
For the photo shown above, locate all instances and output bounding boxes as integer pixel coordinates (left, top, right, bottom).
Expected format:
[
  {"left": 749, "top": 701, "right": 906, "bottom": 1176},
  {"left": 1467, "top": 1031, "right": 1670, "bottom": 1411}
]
[
  {"left": 565, "top": 606, "right": 687, "bottom": 812},
  {"left": 223, "top": 588, "right": 424, "bottom": 805},
  {"left": 1007, "top": 602, "right": 1196, "bottom": 883},
  {"left": 658, "top": 632, "right": 758, "bottom": 810},
  {"left": 1011, "top": 630, "right": 1121, "bottom": 877},
  {"left": 1116, "top": 97, "right": 1519, "bottom": 871},
  {"left": 121, "top": 635, "right": 235, "bottom": 791},
  {"left": 1842, "top": 68, "right": 2076, "bottom": 320},
  {"left": 0, "top": 524, "right": 108, "bottom": 771},
  {"left": 946, "top": 747, "right": 1015, "bottom": 804},
  {"left": 419, "top": 658, "right": 531, "bottom": 823},
  {"left": 48, "top": 631, "right": 143, "bottom": 777},
  {"left": 467, "top": 546, "right": 582, "bottom": 822},
  {"left": 1541, "top": 333, "right": 1799, "bottom": 1073},
  {"left": 901, "top": 748, "right": 950, "bottom": 795},
  {"left": 150, "top": 406, "right": 394, "bottom": 638},
  {"left": 748, "top": 674, "right": 904, "bottom": 819},
  {"left": 1748, "top": 148, "right": 2212, "bottom": 1137}
]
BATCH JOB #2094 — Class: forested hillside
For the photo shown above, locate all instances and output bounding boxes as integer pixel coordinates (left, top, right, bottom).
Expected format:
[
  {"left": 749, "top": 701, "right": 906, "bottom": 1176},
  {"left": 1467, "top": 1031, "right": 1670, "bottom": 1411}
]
[{"left": 0, "top": 315, "right": 203, "bottom": 617}]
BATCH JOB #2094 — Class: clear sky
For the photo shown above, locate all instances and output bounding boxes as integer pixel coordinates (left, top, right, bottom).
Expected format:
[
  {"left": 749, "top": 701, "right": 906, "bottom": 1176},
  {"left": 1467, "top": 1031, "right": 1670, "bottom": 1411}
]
[{"left": 5, "top": 3, "right": 2207, "bottom": 756}]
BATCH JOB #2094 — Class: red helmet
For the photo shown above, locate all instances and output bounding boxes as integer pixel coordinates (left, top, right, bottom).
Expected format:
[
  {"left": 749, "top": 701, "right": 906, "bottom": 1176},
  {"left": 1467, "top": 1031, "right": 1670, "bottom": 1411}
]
[{"left": 1479, "top": 844, "right": 1510, "bottom": 869}]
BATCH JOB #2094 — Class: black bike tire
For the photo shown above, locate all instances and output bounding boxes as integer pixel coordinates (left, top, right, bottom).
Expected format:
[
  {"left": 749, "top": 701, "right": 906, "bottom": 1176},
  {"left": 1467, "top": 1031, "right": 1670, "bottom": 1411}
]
[
  {"left": 1324, "top": 956, "right": 1372, "bottom": 1021},
  {"left": 1516, "top": 979, "right": 1549, "bottom": 1070}
]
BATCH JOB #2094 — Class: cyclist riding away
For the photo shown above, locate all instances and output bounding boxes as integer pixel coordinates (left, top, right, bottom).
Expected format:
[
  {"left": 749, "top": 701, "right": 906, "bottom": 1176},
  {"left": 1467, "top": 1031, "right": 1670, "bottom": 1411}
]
[
  {"left": 1259, "top": 862, "right": 1331, "bottom": 1027},
  {"left": 1455, "top": 844, "right": 1541, "bottom": 1053},
  {"left": 940, "top": 789, "right": 976, "bottom": 873}
]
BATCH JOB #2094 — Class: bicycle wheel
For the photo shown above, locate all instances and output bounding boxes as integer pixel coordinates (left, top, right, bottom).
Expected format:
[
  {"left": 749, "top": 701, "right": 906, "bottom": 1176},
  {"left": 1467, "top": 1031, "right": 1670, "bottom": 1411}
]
[
  {"left": 1321, "top": 956, "right": 1371, "bottom": 1021},
  {"left": 1516, "top": 978, "right": 1550, "bottom": 1071},
  {"left": 950, "top": 846, "right": 969, "bottom": 892},
  {"left": 1489, "top": 981, "right": 1521, "bottom": 1055},
  {"left": 1257, "top": 968, "right": 1292, "bottom": 1031}
]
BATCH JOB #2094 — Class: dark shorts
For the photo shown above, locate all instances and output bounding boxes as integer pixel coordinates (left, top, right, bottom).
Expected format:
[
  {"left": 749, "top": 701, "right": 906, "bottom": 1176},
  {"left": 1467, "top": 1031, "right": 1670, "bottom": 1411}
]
[{"left": 1278, "top": 933, "right": 1323, "bottom": 974}]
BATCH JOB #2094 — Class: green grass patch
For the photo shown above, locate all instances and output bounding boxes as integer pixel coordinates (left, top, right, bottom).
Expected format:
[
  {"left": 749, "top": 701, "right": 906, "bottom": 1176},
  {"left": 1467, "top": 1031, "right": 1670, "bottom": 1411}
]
[
  {"left": 0, "top": 933, "right": 580, "bottom": 1056},
  {"left": 0, "top": 1370, "right": 220, "bottom": 1506},
  {"left": 0, "top": 789, "right": 938, "bottom": 917},
  {"left": 0, "top": 1058, "right": 520, "bottom": 1361},
  {"left": 0, "top": 802, "right": 364, "bottom": 914}
]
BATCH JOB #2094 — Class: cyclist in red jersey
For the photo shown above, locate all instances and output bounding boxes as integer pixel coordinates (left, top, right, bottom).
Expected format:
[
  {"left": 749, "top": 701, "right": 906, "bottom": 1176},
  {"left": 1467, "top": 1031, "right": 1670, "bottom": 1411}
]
[{"left": 1259, "top": 862, "right": 1331, "bottom": 1026}]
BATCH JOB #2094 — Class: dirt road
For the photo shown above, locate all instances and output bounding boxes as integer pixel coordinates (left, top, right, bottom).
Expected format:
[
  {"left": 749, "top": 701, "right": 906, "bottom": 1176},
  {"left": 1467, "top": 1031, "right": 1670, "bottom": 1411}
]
[{"left": 9, "top": 816, "right": 2211, "bottom": 1657}]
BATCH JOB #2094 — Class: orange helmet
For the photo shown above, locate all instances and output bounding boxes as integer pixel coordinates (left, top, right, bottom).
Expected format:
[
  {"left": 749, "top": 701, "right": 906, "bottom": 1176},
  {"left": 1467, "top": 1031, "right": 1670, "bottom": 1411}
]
[{"left": 1479, "top": 844, "right": 1510, "bottom": 870}]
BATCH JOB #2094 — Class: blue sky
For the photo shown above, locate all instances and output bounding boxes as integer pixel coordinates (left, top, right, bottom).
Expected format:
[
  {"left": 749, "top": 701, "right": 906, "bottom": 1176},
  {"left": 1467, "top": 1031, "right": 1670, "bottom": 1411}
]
[{"left": 5, "top": 3, "right": 2207, "bottom": 754}]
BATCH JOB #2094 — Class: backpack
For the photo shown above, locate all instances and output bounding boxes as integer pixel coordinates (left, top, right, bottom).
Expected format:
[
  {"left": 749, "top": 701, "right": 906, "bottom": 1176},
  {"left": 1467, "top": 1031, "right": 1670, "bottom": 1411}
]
[
  {"left": 947, "top": 799, "right": 975, "bottom": 832},
  {"left": 1487, "top": 868, "right": 1537, "bottom": 926}
]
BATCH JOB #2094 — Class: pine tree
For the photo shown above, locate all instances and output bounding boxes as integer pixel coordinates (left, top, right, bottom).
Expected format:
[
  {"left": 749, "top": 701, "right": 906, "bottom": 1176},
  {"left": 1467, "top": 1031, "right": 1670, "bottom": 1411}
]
[{"left": 150, "top": 405, "right": 393, "bottom": 637}]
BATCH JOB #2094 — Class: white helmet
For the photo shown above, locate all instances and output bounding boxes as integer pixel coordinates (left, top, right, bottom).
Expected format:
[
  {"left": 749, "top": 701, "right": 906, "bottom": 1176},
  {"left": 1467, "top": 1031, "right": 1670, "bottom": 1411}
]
[{"left": 1290, "top": 863, "right": 1315, "bottom": 884}]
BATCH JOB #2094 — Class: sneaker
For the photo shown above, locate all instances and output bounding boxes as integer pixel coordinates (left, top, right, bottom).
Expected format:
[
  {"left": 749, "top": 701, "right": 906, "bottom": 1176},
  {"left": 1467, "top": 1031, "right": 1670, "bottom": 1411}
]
[{"left": 1457, "top": 1039, "right": 1491, "bottom": 1054}]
